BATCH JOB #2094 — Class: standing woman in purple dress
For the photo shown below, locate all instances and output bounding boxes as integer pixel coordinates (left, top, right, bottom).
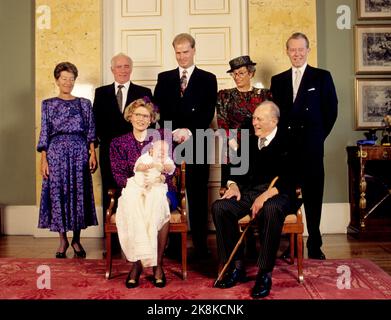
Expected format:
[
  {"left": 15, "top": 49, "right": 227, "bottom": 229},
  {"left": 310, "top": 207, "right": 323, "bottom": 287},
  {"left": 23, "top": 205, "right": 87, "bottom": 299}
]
[{"left": 37, "top": 62, "right": 98, "bottom": 258}]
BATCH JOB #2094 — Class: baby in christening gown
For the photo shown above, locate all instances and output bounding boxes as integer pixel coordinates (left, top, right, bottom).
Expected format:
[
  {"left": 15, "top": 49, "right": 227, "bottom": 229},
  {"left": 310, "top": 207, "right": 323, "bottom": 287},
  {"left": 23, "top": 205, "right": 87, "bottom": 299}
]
[
  {"left": 133, "top": 140, "right": 175, "bottom": 197},
  {"left": 116, "top": 140, "right": 176, "bottom": 267}
]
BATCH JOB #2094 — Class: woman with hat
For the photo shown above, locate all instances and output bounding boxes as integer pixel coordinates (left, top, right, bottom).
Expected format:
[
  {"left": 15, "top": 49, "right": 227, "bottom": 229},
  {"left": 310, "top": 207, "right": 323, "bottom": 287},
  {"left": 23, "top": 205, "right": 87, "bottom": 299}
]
[
  {"left": 216, "top": 56, "right": 272, "bottom": 185},
  {"left": 110, "top": 97, "right": 177, "bottom": 289}
]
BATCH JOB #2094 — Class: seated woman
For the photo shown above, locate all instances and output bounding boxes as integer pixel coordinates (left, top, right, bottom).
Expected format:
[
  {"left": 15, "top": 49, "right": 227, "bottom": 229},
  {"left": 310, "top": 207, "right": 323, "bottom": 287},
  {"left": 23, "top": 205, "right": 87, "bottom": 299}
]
[{"left": 110, "top": 97, "right": 176, "bottom": 288}]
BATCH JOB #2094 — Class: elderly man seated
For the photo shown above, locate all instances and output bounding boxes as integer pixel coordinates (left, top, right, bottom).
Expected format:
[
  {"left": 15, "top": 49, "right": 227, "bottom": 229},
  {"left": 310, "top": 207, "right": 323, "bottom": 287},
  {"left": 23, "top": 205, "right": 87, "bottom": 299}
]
[{"left": 212, "top": 101, "right": 296, "bottom": 299}]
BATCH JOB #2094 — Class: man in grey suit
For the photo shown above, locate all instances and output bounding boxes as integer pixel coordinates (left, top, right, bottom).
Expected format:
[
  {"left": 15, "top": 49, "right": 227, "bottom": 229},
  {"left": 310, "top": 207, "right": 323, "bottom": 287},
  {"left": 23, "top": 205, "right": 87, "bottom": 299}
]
[
  {"left": 93, "top": 53, "right": 152, "bottom": 215},
  {"left": 270, "top": 32, "right": 338, "bottom": 260}
]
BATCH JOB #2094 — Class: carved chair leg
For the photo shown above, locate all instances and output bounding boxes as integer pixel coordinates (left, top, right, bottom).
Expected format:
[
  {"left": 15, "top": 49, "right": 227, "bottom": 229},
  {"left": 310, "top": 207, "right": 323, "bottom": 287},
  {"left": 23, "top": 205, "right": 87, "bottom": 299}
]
[
  {"left": 297, "top": 233, "right": 304, "bottom": 283},
  {"left": 288, "top": 233, "right": 295, "bottom": 265},
  {"left": 105, "top": 233, "right": 112, "bottom": 280},
  {"left": 181, "top": 231, "right": 187, "bottom": 280}
]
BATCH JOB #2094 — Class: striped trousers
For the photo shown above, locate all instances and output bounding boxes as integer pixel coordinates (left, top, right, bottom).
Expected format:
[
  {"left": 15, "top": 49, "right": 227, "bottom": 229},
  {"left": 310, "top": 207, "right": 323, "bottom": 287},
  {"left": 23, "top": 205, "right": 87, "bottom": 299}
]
[{"left": 212, "top": 186, "right": 290, "bottom": 273}]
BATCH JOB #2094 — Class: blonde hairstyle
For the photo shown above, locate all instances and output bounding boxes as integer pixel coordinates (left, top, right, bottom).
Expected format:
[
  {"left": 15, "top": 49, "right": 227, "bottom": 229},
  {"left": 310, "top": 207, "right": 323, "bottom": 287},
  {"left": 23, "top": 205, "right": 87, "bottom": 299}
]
[
  {"left": 123, "top": 97, "right": 160, "bottom": 123},
  {"left": 286, "top": 32, "right": 310, "bottom": 49},
  {"left": 172, "top": 33, "right": 195, "bottom": 48}
]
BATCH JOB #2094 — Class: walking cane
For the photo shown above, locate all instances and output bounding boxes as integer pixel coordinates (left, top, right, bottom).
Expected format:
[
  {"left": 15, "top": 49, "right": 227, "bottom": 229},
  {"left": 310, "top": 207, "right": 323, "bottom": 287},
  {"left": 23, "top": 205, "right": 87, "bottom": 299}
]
[{"left": 213, "top": 176, "right": 279, "bottom": 287}]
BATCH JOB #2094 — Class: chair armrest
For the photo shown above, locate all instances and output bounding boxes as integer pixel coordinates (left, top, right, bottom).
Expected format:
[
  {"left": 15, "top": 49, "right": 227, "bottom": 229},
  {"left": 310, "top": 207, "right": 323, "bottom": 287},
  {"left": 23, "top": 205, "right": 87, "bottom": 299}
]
[
  {"left": 106, "top": 188, "right": 120, "bottom": 223},
  {"left": 179, "top": 162, "right": 187, "bottom": 216}
]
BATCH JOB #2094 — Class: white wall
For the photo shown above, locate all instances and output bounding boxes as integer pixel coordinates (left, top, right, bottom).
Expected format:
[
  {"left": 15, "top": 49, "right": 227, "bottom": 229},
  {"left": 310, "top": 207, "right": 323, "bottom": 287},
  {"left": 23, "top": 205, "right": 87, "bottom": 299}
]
[{"left": 2, "top": 206, "right": 103, "bottom": 237}]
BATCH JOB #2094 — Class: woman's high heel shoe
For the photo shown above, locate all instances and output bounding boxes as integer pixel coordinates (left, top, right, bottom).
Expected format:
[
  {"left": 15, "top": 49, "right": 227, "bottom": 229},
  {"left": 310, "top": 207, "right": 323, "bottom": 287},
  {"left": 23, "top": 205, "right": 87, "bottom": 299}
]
[
  {"left": 71, "top": 242, "right": 86, "bottom": 258},
  {"left": 126, "top": 262, "right": 142, "bottom": 289},
  {"left": 153, "top": 266, "right": 166, "bottom": 288},
  {"left": 55, "top": 244, "right": 69, "bottom": 259},
  {"left": 55, "top": 251, "right": 67, "bottom": 258}
]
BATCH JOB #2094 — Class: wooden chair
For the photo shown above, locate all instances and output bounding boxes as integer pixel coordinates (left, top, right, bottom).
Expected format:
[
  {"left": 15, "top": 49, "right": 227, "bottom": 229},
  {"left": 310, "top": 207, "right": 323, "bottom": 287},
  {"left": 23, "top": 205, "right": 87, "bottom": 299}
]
[
  {"left": 220, "top": 187, "right": 304, "bottom": 283},
  {"left": 105, "top": 162, "right": 188, "bottom": 280}
]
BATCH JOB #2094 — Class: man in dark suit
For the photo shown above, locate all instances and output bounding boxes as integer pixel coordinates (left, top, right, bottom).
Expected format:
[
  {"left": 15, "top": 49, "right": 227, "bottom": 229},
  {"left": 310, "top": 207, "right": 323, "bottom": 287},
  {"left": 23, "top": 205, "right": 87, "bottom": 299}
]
[
  {"left": 270, "top": 32, "right": 338, "bottom": 260},
  {"left": 213, "top": 101, "right": 295, "bottom": 299},
  {"left": 93, "top": 53, "right": 152, "bottom": 214},
  {"left": 154, "top": 33, "right": 217, "bottom": 259}
]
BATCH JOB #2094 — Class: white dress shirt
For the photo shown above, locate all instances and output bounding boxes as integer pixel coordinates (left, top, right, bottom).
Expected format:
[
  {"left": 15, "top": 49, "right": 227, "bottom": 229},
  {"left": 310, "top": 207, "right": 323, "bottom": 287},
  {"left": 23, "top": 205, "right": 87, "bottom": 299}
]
[{"left": 179, "top": 65, "right": 195, "bottom": 82}]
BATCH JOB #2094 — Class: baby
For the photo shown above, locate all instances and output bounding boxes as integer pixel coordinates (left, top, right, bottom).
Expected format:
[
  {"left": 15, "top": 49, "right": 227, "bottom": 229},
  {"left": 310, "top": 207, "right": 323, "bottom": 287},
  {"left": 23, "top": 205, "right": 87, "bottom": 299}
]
[{"left": 133, "top": 140, "right": 176, "bottom": 194}]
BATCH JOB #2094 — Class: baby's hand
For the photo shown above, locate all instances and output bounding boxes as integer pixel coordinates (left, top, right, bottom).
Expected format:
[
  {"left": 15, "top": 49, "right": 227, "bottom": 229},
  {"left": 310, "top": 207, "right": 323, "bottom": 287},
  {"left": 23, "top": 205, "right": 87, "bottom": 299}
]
[
  {"left": 154, "top": 162, "right": 164, "bottom": 172},
  {"left": 136, "top": 163, "right": 153, "bottom": 171},
  {"left": 163, "top": 163, "right": 175, "bottom": 174},
  {"left": 173, "top": 128, "right": 191, "bottom": 143}
]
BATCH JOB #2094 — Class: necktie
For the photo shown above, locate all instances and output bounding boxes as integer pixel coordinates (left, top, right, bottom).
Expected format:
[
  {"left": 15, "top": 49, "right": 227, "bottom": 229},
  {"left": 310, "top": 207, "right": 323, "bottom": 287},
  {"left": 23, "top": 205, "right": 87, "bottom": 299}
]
[
  {"left": 116, "top": 84, "right": 124, "bottom": 112},
  {"left": 258, "top": 137, "right": 267, "bottom": 150},
  {"left": 293, "top": 69, "right": 301, "bottom": 102},
  {"left": 180, "top": 70, "right": 187, "bottom": 96}
]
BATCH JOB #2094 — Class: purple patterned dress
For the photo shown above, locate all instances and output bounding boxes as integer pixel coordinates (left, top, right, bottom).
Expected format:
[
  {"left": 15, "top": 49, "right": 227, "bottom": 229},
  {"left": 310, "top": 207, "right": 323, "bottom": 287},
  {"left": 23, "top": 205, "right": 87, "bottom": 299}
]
[{"left": 37, "top": 97, "right": 98, "bottom": 232}]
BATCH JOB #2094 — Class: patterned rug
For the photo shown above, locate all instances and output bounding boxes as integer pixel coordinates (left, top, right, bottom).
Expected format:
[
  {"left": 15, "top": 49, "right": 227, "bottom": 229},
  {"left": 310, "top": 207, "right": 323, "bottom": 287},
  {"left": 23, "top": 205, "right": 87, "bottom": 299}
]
[{"left": 0, "top": 257, "right": 390, "bottom": 300}]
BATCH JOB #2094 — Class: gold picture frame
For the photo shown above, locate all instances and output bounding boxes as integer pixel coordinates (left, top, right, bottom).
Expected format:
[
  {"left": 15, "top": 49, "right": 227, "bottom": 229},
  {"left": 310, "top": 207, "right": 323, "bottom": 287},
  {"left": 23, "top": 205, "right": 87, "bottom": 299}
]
[
  {"left": 355, "top": 24, "right": 391, "bottom": 74},
  {"left": 355, "top": 77, "right": 391, "bottom": 129},
  {"left": 357, "top": 0, "right": 391, "bottom": 20}
]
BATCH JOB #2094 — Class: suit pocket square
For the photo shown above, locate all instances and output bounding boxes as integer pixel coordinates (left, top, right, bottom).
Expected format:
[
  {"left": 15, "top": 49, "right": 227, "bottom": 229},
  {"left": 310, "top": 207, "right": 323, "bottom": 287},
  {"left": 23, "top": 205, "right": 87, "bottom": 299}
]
[{"left": 308, "top": 88, "right": 316, "bottom": 91}]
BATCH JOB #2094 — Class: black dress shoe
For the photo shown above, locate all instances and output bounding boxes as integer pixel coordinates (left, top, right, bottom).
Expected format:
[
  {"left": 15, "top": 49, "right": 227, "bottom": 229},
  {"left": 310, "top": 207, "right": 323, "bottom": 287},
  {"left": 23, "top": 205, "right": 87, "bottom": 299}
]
[
  {"left": 55, "top": 244, "right": 69, "bottom": 258},
  {"left": 308, "top": 248, "right": 326, "bottom": 260},
  {"left": 71, "top": 242, "right": 86, "bottom": 258},
  {"left": 153, "top": 267, "right": 166, "bottom": 288},
  {"left": 125, "top": 272, "right": 140, "bottom": 289},
  {"left": 214, "top": 268, "right": 247, "bottom": 289},
  {"left": 251, "top": 273, "right": 272, "bottom": 299},
  {"left": 125, "top": 262, "right": 142, "bottom": 289},
  {"left": 55, "top": 251, "right": 67, "bottom": 259}
]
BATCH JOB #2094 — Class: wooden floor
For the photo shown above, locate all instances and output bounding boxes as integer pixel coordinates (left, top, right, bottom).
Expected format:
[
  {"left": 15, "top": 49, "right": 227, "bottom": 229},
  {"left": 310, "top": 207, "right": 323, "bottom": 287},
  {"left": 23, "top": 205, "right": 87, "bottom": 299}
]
[{"left": 1, "top": 234, "right": 391, "bottom": 276}]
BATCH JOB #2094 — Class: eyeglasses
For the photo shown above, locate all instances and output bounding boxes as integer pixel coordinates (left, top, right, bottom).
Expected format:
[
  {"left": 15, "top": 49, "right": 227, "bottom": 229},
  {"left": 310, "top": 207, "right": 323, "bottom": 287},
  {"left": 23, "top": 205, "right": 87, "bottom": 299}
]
[
  {"left": 132, "top": 113, "right": 151, "bottom": 120},
  {"left": 230, "top": 71, "right": 249, "bottom": 79}
]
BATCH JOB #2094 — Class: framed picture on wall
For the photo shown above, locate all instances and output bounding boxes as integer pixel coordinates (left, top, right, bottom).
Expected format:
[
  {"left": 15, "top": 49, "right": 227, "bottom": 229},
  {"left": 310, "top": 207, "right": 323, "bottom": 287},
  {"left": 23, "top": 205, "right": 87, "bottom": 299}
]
[
  {"left": 355, "top": 78, "right": 391, "bottom": 129},
  {"left": 357, "top": 0, "right": 391, "bottom": 20},
  {"left": 355, "top": 25, "right": 391, "bottom": 74}
]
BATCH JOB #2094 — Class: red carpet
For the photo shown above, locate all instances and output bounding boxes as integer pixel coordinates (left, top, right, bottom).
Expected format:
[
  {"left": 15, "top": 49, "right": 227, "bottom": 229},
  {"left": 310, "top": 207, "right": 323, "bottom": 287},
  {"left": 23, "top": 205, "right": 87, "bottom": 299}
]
[{"left": 1, "top": 257, "right": 390, "bottom": 299}]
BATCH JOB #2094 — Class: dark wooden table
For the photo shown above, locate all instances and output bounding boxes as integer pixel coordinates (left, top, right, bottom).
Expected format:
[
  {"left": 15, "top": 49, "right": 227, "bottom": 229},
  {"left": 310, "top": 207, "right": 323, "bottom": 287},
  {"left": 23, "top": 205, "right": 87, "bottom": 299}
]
[{"left": 346, "top": 145, "right": 391, "bottom": 240}]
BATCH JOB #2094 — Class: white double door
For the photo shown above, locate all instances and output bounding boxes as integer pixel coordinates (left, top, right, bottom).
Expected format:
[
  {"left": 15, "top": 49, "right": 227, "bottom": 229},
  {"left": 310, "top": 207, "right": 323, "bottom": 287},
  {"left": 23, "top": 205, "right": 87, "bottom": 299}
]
[{"left": 103, "top": 0, "right": 248, "bottom": 91}]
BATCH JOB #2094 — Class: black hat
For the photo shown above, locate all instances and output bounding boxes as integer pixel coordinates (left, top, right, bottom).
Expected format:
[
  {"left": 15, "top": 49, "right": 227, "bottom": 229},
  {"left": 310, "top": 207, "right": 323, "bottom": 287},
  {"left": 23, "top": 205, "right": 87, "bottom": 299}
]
[{"left": 226, "top": 55, "right": 256, "bottom": 73}]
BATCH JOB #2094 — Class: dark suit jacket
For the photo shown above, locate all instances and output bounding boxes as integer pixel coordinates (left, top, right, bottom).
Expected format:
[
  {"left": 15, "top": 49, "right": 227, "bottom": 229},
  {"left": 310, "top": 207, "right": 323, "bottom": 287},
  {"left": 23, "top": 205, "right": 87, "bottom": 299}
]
[
  {"left": 229, "top": 131, "right": 296, "bottom": 205},
  {"left": 270, "top": 65, "right": 338, "bottom": 159},
  {"left": 154, "top": 67, "right": 217, "bottom": 133},
  {"left": 93, "top": 82, "right": 152, "bottom": 188},
  {"left": 93, "top": 82, "right": 152, "bottom": 145}
]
